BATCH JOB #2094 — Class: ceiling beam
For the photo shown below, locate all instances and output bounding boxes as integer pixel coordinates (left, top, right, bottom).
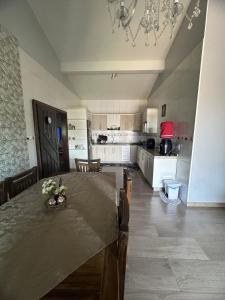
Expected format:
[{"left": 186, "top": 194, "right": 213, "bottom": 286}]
[{"left": 61, "top": 60, "right": 165, "bottom": 74}]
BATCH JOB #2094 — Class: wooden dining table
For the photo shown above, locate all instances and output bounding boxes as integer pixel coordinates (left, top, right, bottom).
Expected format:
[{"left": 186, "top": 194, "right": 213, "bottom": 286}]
[{"left": 0, "top": 172, "right": 119, "bottom": 300}]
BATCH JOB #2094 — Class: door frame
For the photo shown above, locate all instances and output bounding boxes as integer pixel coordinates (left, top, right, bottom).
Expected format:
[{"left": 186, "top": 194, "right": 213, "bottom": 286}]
[{"left": 32, "top": 99, "right": 69, "bottom": 178}]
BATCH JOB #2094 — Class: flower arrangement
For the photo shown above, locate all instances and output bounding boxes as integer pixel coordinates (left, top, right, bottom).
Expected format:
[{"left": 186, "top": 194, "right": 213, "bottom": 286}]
[{"left": 42, "top": 178, "right": 67, "bottom": 206}]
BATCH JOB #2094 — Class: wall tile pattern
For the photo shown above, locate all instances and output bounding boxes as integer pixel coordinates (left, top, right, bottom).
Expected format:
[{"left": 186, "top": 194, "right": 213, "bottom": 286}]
[{"left": 0, "top": 25, "right": 29, "bottom": 181}]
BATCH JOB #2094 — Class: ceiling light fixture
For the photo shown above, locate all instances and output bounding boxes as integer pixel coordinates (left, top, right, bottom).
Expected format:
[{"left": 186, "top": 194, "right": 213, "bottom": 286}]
[{"left": 107, "top": 0, "right": 201, "bottom": 47}]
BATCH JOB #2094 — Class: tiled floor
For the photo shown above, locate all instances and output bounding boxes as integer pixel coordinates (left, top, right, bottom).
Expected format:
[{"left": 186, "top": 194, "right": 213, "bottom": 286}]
[{"left": 125, "top": 170, "right": 225, "bottom": 300}]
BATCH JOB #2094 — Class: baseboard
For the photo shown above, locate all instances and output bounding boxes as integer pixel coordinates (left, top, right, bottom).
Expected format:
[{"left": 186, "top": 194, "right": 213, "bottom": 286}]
[{"left": 187, "top": 202, "right": 225, "bottom": 208}]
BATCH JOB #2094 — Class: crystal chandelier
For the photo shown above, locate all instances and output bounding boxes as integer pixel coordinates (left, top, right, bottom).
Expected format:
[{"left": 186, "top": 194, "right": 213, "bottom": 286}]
[{"left": 107, "top": 0, "right": 201, "bottom": 47}]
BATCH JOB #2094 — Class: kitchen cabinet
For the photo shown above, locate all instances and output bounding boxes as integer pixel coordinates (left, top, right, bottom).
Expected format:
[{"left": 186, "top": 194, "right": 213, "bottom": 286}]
[
  {"left": 130, "top": 145, "right": 137, "bottom": 163},
  {"left": 121, "top": 145, "right": 130, "bottom": 162},
  {"left": 92, "top": 113, "right": 142, "bottom": 132},
  {"left": 137, "top": 146, "right": 177, "bottom": 191},
  {"left": 120, "top": 115, "right": 134, "bottom": 131},
  {"left": 120, "top": 114, "right": 141, "bottom": 131},
  {"left": 67, "top": 108, "right": 89, "bottom": 170},
  {"left": 68, "top": 108, "right": 89, "bottom": 120},
  {"left": 137, "top": 146, "right": 142, "bottom": 167},
  {"left": 145, "top": 154, "right": 154, "bottom": 185},
  {"left": 134, "top": 113, "right": 142, "bottom": 131},
  {"left": 92, "top": 114, "right": 107, "bottom": 130},
  {"left": 142, "top": 108, "right": 158, "bottom": 133},
  {"left": 91, "top": 144, "right": 136, "bottom": 163},
  {"left": 107, "top": 114, "right": 120, "bottom": 129}
]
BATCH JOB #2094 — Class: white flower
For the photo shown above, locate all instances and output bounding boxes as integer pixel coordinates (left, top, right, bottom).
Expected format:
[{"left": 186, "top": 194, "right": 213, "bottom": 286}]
[{"left": 41, "top": 179, "right": 67, "bottom": 197}]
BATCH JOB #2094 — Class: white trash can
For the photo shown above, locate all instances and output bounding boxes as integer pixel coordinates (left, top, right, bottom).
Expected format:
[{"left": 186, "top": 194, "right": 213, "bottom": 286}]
[
  {"left": 162, "top": 179, "right": 174, "bottom": 193},
  {"left": 167, "top": 181, "right": 181, "bottom": 200}
]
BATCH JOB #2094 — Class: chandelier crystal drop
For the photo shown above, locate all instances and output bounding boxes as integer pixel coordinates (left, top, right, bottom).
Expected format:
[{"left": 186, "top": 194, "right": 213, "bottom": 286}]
[{"left": 107, "top": 0, "right": 201, "bottom": 47}]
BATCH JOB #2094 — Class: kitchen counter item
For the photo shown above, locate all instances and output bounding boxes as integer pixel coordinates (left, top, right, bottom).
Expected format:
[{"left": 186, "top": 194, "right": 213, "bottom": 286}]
[
  {"left": 160, "top": 121, "right": 174, "bottom": 139},
  {"left": 160, "top": 139, "right": 173, "bottom": 156},
  {"left": 97, "top": 134, "right": 108, "bottom": 144},
  {"left": 146, "top": 138, "right": 155, "bottom": 149}
]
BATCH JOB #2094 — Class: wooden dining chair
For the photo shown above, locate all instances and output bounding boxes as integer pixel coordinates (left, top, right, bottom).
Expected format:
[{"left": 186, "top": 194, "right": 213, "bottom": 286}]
[
  {"left": 0, "top": 181, "right": 8, "bottom": 206},
  {"left": 123, "top": 169, "right": 133, "bottom": 205},
  {"left": 118, "top": 189, "right": 130, "bottom": 300},
  {"left": 75, "top": 158, "right": 101, "bottom": 172},
  {"left": 5, "top": 166, "right": 38, "bottom": 199}
]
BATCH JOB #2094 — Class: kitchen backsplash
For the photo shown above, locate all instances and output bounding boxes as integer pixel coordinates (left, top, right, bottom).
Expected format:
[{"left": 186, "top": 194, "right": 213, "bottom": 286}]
[{"left": 92, "top": 131, "right": 148, "bottom": 144}]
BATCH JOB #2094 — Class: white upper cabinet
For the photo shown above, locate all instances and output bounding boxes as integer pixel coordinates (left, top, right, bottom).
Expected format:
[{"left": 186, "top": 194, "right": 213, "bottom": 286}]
[
  {"left": 107, "top": 114, "right": 120, "bottom": 129},
  {"left": 67, "top": 108, "right": 88, "bottom": 120},
  {"left": 143, "top": 108, "right": 158, "bottom": 133},
  {"left": 147, "top": 108, "right": 158, "bottom": 133}
]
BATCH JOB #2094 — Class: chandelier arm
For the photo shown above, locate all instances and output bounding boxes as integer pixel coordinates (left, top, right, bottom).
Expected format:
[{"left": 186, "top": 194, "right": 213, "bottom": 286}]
[
  {"left": 134, "top": 22, "right": 142, "bottom": 41},
  {"left": 107, "top": 0, "right": 201, "bottom": 47},
  {"left": 153, "top": 27, "right": 157, "bottom": 46},
  {"left": 107, "top": 0, "right": 116, "bottom": 31},
  {"left": 128, "top": 25, "right": 136, "bottom": 46},
  {"left": 122, "top": 0, "right": 138, "bottom": 28}
]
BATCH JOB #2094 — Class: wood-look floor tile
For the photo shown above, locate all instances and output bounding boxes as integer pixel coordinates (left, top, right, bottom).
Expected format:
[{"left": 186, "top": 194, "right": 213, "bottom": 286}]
[
  {"left": 125, "top": 169, "right": 225, "bottom": 299},
  {"left": 169, "top": 260, "right": 225, "bottom": 293},
  {"left": 156, "top": 222, "right": 225, "bottom": 238},
  {"left": 125, "top": 291, "right": 225, "bottom": 300},
  {"left": 128, "top": 236, "right": 208, "bottom": 260},
  {"left": 161, "top": 292, "right": 225, "bottom": 300},
  {"left": 129, "top": 225, "right": 159, "bottom": 237},
  {"left": 197, "top": 238, "right": 225, "bottom": 260},
  {"left": 125, "top": 257, "right": 179, "bottom": 292},
  {"left": 125, "top": 290, "right": 160, "bottom": 300}
]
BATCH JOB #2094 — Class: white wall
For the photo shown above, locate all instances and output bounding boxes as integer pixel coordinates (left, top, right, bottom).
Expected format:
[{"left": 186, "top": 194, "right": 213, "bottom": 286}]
[
  {"left": 148, "top": 43, "right": 203, "bottom": 202},
  {"left": 0, "top": 0, "right": 72, "bottom": 90},
  {"left": 188, "top": 0, "right": 225, "bottom": 204},
  {"left": 81, "top": 100, "right": 147, "bottom": 114},
  {"left": 20, "top": 48, "right": 81, "bottom": 168}
]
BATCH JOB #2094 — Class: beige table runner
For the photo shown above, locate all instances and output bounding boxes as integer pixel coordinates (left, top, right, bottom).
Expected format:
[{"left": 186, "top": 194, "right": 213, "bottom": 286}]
[{"left": 0, "top": 172, "right": 118, "bottom": 300}]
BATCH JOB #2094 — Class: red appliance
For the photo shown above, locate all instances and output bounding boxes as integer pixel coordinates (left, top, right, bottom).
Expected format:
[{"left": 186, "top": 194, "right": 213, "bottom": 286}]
[{"left": 160, "top": 121, "right": 174, "bottom": 139}]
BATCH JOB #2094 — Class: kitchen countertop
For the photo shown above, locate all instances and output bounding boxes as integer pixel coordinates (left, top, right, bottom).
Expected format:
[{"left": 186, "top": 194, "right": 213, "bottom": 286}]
[
  {"left": 91, "top": 144, "right": 177, "bottom": 158},
  {"left": 92, "top": 143, "right": 143, "bottom": 146},
  {"left": 140, "top": 146, "right": 178, "bottom": 159}
]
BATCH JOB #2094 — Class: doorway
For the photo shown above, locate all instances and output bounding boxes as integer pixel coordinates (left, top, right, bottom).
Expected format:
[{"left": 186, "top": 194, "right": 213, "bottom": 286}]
[{"left": 33, "top": 100, "right": 69, "bottom": 179}]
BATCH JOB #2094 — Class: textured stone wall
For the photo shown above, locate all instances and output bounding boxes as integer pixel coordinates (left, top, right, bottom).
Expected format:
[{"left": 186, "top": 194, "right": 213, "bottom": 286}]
[{"left": 0, "top": 25, "right": 29, "bottom": 181}]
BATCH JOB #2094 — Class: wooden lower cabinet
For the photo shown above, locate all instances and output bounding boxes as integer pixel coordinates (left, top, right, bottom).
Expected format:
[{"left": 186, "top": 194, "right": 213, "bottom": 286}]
[{"left": 41, "top": 242, "right": 119, "bottom": 300}]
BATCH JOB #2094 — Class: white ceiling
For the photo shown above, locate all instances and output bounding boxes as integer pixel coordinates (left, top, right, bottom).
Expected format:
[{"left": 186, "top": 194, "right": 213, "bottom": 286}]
[
  {"left": 27, "top": 0, "right": 191, "bottom": 100},
  {"left": 66, "top": 73, "right": 158, "bottom": 100}
]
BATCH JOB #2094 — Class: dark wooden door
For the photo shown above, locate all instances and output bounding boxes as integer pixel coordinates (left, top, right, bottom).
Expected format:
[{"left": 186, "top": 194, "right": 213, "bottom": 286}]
[{"left": 33, "top": 100, "right": 69, "bottom": 179}]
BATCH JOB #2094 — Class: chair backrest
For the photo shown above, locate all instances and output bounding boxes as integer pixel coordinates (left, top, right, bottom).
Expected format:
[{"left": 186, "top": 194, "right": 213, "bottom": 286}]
[
  {"left": 123, "top": 169, "right": 133, "bottom": 205},
  {"left": 5, "top": 167, "right": 38, "bottom": 199},
  {"left": 0, "top": 181, "right": 8, "bottom": 206},
  {"left": 118, "top": 189, "right": 129, "bottom": 300},
  {"left": 75, "top": 159, "right": 101, "bottom": 172}
]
